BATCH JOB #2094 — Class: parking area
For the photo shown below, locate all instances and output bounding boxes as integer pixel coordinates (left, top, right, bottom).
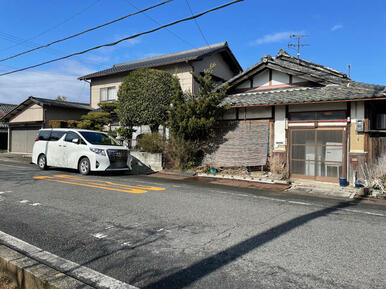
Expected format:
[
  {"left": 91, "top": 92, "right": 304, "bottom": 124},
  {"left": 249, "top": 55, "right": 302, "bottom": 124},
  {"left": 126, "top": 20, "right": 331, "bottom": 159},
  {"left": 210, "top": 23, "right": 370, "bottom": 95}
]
[{"left": 1, "top": 161, "right": 386, "bottom": 289}]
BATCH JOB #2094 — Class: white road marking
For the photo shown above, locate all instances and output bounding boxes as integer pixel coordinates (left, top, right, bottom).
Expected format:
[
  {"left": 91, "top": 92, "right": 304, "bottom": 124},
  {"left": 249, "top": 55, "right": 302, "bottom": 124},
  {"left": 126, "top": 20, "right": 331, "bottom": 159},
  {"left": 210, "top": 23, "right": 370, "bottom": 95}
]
[
  {"left": 92, "top": 233, "right": 108, "bottom": 239},
  {"left": 30, "top": 203, "right": 41, "bottom": 206},
  {"left": 209, "top": 189, "right": 385, "bottom": 218},
  {"left": 0, "top": 230, "right": 138, "bottom": 289},
  {"left": 288, "top": 201, "right": 311, "bottom": 206},
  {"left": 0, "top": 191, "right": 12, "bottom": 194},
  {"left": 342, "top": 209, "right": 385, "bottom": 217},
  {"left": 253, "top": 196, "right": 287, "bottom": 203},
  {"left": 20, "top": 200, "right": 29, "bottom": 203}
]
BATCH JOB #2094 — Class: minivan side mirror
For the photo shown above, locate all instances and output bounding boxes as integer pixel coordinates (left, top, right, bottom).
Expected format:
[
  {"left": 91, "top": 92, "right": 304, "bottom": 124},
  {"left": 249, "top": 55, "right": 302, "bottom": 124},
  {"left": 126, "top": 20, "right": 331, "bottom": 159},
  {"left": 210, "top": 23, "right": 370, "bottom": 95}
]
[{"left": 72, "top": 138, "right": 79, "bottom": 144}]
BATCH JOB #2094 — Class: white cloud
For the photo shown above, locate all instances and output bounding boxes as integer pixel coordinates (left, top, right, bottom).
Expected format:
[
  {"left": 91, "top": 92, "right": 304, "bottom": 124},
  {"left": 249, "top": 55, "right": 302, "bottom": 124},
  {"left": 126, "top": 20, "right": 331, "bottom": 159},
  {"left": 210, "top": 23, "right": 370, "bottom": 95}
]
[
  {"left": 331, "top": 24, "right": 343, "bottom": 31},
  {"left": 0, "top": 60, "right": 94, "bottom": 105},
  {"left": 101, "top": 37, "right": 141, "bottom": 52},
  {"left": 142, "top": 52, "right": 162, "bottom": 58},
  {"left": 251, "top": 31, "right": 300, "bottom": 45},
  {"left": 83, "top": 54, "right": 111, "bottom": 65}
]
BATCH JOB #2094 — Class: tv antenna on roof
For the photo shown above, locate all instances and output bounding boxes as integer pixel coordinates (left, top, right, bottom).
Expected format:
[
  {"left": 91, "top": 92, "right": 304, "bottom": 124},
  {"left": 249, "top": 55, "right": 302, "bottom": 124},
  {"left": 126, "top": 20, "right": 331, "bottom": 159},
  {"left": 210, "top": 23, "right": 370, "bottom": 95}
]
[{"left": 288, "top": 34, "right": 310, "bottom": 59}]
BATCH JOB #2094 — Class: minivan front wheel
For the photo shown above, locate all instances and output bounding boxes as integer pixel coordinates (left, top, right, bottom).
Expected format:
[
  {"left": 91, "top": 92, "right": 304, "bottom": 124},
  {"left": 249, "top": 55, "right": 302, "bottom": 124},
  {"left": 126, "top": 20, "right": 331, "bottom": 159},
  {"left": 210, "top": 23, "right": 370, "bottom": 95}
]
[
  {"left": 79, "top": 157, "right": 91, "bottom": 175},
  {"left": 38, "top": 154, "right": 47, "bottom": 170}
]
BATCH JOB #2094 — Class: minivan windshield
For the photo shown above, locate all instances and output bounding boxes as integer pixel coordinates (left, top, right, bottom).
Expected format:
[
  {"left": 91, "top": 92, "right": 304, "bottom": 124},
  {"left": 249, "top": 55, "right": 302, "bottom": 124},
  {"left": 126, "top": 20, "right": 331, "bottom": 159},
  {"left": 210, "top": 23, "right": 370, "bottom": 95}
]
[{"left": 79, "top": 131, "right": 120, "bottom": 146}]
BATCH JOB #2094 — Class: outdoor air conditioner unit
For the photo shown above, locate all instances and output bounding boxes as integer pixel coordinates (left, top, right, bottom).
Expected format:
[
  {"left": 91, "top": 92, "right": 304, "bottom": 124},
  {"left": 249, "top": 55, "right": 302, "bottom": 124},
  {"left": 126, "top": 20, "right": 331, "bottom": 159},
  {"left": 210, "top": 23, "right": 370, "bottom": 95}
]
[{"left": 376, "top": 113, "right": 386, "bottom": 130}]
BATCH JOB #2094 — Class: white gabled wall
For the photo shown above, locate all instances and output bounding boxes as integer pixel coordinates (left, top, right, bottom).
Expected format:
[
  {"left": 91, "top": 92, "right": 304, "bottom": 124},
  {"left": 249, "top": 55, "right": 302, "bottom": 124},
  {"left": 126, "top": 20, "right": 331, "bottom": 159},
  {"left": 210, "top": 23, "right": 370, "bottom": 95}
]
[
  {"left": 9, "top": 104, "right": 43, "bottom": 123},
  {"left": 235, "top": 80, "right": 251, "bottom": 90},
  {"left": 234, "top": 69, "right": 309, "bottom": 90},
  {"left": 253, "top": 69, "right": 269, "bottom": 87},
  {"left": 274, "top": 106, "right": 286, "bottom": 151},
  {"left": 271, "top": 70, "right": 289, "bottom": 85}
]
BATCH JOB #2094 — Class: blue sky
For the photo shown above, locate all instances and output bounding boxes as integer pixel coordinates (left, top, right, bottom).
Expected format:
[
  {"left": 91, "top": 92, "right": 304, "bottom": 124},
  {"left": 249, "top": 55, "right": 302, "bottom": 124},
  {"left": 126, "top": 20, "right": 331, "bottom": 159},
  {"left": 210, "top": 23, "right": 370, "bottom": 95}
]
[{"left": 0, "top": 0, "right": 385, "bottom": 104}]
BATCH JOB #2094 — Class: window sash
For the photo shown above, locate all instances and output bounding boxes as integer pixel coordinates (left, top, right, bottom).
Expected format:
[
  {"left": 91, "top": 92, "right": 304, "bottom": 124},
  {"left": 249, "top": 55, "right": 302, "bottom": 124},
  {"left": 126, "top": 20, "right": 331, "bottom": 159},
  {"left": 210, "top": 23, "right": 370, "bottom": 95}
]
[
  {"left": 100, "top": 88, "right": 107, "bottom": 101},
  {"left": 107, "top": 87, "right": 117, "bottom": 100}
]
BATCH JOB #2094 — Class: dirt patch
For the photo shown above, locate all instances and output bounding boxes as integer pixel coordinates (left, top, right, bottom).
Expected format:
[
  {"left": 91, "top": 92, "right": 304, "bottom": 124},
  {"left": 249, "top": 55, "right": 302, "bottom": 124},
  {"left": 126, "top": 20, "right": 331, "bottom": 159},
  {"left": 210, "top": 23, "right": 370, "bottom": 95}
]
[{"left": 0, "top": 277, "right": 19, "bottom": 289}]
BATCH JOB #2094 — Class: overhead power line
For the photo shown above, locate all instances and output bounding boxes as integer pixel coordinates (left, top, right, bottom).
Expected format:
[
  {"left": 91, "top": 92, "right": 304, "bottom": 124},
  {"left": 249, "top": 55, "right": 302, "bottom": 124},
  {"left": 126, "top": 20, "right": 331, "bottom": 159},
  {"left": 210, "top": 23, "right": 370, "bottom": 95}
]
[
  {"left": 0, "top": 0, "right": 243, "bottom": 77},
  {"left": 1, "top": 0, "right": 102, "bottom": 52},
  {"left": 0, "top": 0, "right": 174, "bottom": 63},
  {"left": 125, "top": 0, "right": 195, "bottom": 48},
  {"left": 185, "top": 0, "right": 210, "bottom": 46}
]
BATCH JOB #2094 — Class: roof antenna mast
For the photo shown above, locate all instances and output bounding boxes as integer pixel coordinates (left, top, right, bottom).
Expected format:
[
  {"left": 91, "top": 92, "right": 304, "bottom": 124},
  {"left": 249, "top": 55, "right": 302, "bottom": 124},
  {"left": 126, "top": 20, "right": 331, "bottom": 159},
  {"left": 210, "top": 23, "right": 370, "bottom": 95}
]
[{"left": 288, "top": 34, "right": 310, "bottom": 59}]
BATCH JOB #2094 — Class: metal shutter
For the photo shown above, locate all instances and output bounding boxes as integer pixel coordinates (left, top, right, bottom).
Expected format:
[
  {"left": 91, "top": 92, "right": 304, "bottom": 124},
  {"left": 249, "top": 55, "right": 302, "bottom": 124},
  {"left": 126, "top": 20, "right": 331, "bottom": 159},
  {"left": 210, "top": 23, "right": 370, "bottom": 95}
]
[{"left": 10, "top": 127, "right": 40, "bottom": 153}]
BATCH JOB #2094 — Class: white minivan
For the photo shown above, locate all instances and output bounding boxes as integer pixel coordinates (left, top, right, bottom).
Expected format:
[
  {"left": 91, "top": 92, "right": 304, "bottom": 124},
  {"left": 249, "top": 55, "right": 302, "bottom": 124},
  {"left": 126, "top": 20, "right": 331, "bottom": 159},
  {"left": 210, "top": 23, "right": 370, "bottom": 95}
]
[{"left": 32, "top": 129, "right": 131, "bottom": 175}]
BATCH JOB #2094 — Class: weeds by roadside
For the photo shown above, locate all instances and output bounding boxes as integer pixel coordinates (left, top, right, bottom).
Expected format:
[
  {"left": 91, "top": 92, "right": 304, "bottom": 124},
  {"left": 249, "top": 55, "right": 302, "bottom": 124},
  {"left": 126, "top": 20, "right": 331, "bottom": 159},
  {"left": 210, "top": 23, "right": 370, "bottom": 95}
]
[{"left": 0, "top": 277, "right": 19, "bottom": 289}]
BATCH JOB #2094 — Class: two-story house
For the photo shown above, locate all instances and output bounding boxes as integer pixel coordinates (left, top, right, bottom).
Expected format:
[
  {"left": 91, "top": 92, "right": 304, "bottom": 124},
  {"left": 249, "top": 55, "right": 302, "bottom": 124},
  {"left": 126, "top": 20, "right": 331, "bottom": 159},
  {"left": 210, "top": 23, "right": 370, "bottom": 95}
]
[
  {"left": 79, "top": 42, "right": 242, "bottom": 145},
  {"left": 79, "top": 42, "right": 242, "bottom": 107}
]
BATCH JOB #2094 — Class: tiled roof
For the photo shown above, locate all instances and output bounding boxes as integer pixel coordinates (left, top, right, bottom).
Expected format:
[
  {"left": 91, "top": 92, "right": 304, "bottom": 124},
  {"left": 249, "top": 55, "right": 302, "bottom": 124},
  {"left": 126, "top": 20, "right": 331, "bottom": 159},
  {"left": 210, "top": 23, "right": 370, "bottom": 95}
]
[
  {"left": 0, "top": 103, "right": 17, "bottom": 128},
  {"left": 31, "top": 97, "right": 92, "bottom": 110},
  {"left": 219, "top": 49, "right": 350, "bottom": 93},
  {"left": 1, "top": 97, "right": 92, "bottom": 122},
  {"left": 222, "top": 82, "right": 386, "bottom": 107},
  {"left": 0, "top": 103, "right": 17, "bottom": 115},
  {"left": 79, "top": 42, "right": 242, "bottom": 80}
]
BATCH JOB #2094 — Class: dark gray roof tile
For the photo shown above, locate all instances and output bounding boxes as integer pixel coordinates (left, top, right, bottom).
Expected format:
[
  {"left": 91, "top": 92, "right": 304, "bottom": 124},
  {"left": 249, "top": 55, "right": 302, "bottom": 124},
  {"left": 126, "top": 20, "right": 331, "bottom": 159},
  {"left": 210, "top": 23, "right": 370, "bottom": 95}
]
[
  {"left": 79, "top": 42, "right": 242, "bottom": 80},
  {"left": 222, "top": 82, "right": 386, "bottom": 107}
]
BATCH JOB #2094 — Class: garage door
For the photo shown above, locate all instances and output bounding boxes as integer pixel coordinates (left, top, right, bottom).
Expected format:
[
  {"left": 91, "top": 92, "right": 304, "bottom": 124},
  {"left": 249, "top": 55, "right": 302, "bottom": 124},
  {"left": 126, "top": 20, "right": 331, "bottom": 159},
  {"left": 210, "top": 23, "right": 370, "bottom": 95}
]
[{"left": 10, "top": 127, "right": 40, "bottom": 153}]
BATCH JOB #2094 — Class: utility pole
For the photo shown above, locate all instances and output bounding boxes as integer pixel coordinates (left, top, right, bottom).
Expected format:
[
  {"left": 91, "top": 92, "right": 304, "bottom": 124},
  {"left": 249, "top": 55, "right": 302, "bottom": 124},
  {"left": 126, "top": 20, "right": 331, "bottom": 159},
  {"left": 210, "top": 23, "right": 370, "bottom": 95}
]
[{"left": 288, "top": 34, "right": 310, "bottom": 58}]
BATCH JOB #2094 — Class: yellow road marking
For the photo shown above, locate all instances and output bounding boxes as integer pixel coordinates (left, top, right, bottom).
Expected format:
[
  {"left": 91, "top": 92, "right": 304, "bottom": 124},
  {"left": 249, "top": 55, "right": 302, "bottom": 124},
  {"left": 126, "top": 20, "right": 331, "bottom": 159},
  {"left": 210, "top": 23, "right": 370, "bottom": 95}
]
[
  {"left": 53, "top": 175, "right": 165, "bottom": 190},
  {"left": 33, "top": 175, "right": 165, "bottom": 194}
]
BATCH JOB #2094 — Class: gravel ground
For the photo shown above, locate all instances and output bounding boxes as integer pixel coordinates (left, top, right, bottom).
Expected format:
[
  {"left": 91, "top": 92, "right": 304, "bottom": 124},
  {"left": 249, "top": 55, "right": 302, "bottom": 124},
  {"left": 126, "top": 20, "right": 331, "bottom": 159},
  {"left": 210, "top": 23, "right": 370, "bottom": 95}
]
[{"left": 0, "top": 277, "right": 18, "bottom": 289}]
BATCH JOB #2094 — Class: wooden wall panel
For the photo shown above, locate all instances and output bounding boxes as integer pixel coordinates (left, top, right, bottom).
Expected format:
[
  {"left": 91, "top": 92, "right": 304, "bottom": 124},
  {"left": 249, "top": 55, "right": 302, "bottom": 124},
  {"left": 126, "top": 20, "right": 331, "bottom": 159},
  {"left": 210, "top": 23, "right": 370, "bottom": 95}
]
[{"left": 203, "top": 120, "right": 269, "bottom": 167}]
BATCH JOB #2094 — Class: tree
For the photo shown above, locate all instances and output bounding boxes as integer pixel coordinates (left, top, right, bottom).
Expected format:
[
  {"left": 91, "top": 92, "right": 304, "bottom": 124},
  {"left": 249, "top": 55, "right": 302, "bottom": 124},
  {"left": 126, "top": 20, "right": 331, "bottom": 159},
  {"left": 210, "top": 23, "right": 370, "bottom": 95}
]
[
  {"left": 117, "top": 68, "right": 181, "bottom": 132},
  {"left": 77, "top": 102, "right": 117, "bottom": 131},
  {"left": 56, "top": 96, "right": 67, "bottom": 101},
  {"left": 168, "top": 64, "right": 228, "bottom": 141},
  {"left": 77, "top": 112, "right": 111, "bottom": 131}
]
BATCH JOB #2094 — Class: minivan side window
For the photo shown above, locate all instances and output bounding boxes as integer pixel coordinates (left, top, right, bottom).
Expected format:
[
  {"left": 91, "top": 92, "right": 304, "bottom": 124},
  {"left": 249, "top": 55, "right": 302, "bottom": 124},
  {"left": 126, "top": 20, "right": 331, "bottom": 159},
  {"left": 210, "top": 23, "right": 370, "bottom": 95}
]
[
  {"left": 38, "top": 130, "right": 51, "bottom": 141},
  {"left": 65, "top": 132, "right": 79, "bottom": 142},
  {"left": 49, "top": 131, "right": 66, "bottom": 141}
]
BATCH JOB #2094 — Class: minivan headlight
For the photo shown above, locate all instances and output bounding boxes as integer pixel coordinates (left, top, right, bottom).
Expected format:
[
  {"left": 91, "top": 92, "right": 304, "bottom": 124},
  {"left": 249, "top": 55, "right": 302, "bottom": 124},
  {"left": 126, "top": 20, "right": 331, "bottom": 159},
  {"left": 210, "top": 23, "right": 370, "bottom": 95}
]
[{"left": 90, "top": 148, "right": 106, "bottom": 156}]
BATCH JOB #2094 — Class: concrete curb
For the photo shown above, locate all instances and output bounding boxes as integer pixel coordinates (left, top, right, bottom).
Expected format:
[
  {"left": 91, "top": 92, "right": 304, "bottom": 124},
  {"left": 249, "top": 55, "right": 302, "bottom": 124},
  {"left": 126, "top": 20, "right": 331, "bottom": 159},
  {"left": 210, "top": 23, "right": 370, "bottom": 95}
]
[
  {"left": 0, "top": 245, "right": 92, "bottom": 289},
  {"left": 196, "top": 173, "right": 289, "bottom": 185},
  {"left": 0, "top": 231, "right": 138, "bottom": 289},
  {"left": 161, "top": 169, "right": 196, "bottom": 177},
  {"left": 0, "top": 154, "right": 32, "bottom": 165}
]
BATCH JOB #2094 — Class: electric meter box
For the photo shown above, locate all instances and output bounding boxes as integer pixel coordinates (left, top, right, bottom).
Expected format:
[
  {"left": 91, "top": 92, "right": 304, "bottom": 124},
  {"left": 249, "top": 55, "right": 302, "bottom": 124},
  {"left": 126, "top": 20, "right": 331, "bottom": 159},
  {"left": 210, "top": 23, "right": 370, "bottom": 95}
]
[{"left": 356, "top": 120, "right": 364, "bottom": 132}]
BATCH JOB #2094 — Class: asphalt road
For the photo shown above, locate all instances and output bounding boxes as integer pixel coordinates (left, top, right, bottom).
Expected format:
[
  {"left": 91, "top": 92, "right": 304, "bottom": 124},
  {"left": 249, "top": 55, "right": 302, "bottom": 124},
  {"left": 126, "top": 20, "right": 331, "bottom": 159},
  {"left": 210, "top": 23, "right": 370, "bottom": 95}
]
[{"left": 0, "top": 160, "right": 386, "bottom": 289}]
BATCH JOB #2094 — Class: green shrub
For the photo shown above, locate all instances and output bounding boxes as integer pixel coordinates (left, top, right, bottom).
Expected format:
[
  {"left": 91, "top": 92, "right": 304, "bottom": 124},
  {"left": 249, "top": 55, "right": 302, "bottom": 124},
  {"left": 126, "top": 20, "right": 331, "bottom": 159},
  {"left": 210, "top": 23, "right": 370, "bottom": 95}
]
[
  {"left": 138, "top": 132, "right": 164, "bottom": 153},
  {"left": 163, "top": 136, "right": 201, "bottom": 169}
]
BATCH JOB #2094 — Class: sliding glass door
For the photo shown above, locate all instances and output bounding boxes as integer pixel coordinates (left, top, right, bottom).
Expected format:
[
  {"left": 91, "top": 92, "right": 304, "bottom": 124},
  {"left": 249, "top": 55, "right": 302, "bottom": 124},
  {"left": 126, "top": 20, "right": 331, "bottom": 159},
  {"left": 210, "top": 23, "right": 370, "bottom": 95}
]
[{"left": 290, "top": 128, "right": 344, "bottom": 181}]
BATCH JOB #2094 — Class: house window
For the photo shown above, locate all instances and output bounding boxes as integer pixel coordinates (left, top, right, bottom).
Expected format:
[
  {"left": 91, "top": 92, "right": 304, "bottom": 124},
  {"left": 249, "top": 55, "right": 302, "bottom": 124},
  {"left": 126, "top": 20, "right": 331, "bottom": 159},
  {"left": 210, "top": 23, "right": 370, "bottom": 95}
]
[
  {"left": 289, "top": 110, "right": 346, "bottom": 121},
  {"left": 100, "top": 87, "right": 117, "bottom": 102}
]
